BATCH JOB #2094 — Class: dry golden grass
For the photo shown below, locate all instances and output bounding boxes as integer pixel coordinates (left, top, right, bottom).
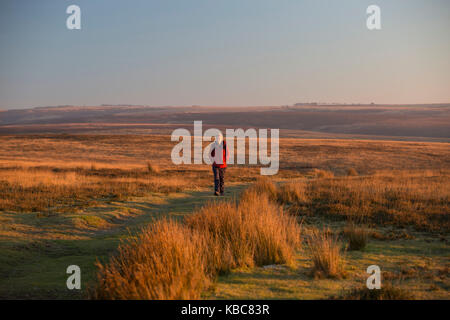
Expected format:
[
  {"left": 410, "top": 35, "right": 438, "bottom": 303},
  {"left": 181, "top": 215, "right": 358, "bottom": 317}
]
[
  {"left": 237, "top": 191, "right": 301, "bottom": 266},
  {"left": 91, "top": 219, "right": 208, "bottom": 300},
  {"left": 186, "top": 189, "right": 302, "bottom": 272},
  {"left": 307, "top": 170, "right": 449, "bottom": 232},
  {"left": 343, "top": 223, "right": 368, "bottom": 251},
  {"left": 277, "top": 181, "right": 308, "bottom": 204},
  {"left": 1, "top": 134, "right": 449, "bottom": 300},
  {"left": 0, "top": 166, "right": 190, "bottom": 213},
  {"left": 185, "top": 192, "right": 302, "bottom": 276},
  {"left": 312, "top": 169, "right": 335, "bottom": 179},
  {"left": 228, "top": 170, "right": 449, "bottom": 233},
  {"left": 307, "top": 228, "right": 345, "bottom": 279},
  {"left": 2, "top": 135, "right": 449, "bottom": 175},
  {"left": 185, "top": 201, "right": 253, "bottom": 274},
  {"left": 0, "top": 135, "right": 299, "bottom": 214},
  {"left": 275, "top": 170, "right": 450, "bottom": 232},
  {"left": 241, "top": 178, "right": 308, "bottom": 205},
  {"left": 92, "top": 183, "right": 302, "bottom": 299},
  {"left": 1, "top": 134, "right": 448, "bottom": 217},
  {"left": 240, "top": 177, "right": 278, "bottom": 202},
  {"left": 278, "top": 138, "right": 450, "bottom": 175}
]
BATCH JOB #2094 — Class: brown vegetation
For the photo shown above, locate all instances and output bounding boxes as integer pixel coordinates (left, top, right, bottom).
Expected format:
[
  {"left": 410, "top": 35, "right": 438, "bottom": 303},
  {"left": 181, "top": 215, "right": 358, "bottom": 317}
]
[
  {"left": 307, "top": 228, "right": 345, "bottom": 279},
  {"left": 312, "top": 169, "right": 335, "bottom": 179},
  {"left": 242, "top": 171, "right": 449, "bottom": 232},
  {"left": 92, "top": 184, "right": 302, "bottom": 299},
  {"left": 0, "top": 166, "right": 189, "bottom": 213},
  {"left": 346, "top": 168, "right": 358, "bottom": 176},
  {"left": 286, "top": 171, "right": 449, "bottom": 232},
  {"left": 276, "top": 181, "right": 308, "bottom": 204},
  {"left": 92, "top": 219, "right": 208, "bottom": 300},
  {"left": 343, "top": 224, "right": 368, "bottom": 251},
  {"left": 1, "top": 134, "right": 449, "bottom": 299}
]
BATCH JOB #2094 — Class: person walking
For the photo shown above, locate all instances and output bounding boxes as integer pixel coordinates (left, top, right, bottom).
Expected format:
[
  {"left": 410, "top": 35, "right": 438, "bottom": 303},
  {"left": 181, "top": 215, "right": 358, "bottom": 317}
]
[{"left": 210, "top": 134, "right": 229, "bottom": 196}]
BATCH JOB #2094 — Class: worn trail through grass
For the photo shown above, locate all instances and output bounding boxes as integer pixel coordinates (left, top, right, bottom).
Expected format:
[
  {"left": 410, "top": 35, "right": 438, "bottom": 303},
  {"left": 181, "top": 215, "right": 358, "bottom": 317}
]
[
  {"left": 0, "top": 185, "right": 246, "bottom": 299},
  {"left": 1, "top": 180, "right": 448, "bottom": 300}
]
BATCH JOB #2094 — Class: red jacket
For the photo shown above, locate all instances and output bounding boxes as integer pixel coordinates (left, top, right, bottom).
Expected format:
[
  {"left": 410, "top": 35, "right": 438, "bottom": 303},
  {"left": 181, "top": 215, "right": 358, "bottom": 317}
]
[{"left": 210, "top": 141, "right": 230, "bottom": 168}]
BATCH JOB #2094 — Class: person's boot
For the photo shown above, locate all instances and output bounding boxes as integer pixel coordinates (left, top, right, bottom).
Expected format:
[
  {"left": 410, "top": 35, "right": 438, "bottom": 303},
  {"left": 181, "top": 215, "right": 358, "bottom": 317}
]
[
  {"left": 220, "top": 191, "right": 224, "bottom": 196},
  {"left": 214, "top": 191, "right": 220, "bottom": 196}
]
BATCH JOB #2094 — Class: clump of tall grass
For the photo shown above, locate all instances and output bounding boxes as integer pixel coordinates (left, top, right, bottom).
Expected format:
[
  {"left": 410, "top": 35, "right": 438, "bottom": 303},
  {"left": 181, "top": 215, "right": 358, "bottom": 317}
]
[
  {"left": 93, "top": 183, "right": 302, "bottom": 299},
  {"left": 307, "top": 228, "right": 345, "bottom": 279},
  {"left": 186, "top": 191, "right": 301, "bottom": 271},
  {"left": 343, "top": 223, "right": 368, "bottom": 251},
  {"left": 276, "top": 181, "right": 307, "bottom": 204},
  {"left": 91, "top": 219, "right": 208, "bottom": 300},
  {"left": 238, "top": 191, "right": 301, "bottom": 266},
  {"left": 185, "top": 201, "right": 249, "bottom": 274},
  {"left": 346, "top": 168, "right": 358, "bottom": 176},
  {"left": 241, "top": 177, "right": 278, "bottom": 202}
]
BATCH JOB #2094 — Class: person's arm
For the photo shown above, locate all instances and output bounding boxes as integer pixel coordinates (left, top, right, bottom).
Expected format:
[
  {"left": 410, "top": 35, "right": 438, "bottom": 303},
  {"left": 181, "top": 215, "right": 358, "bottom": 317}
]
[
  {"left": 209, "top": 145, "right": 216, "bottom": 163},
  {"left": 225, "top": 144, "right": 230, "bottom": 161}
]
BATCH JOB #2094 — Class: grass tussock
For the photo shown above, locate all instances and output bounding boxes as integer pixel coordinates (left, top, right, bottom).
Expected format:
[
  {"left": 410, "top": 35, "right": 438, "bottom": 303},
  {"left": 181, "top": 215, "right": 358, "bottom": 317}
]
[
  {"left": 187, "top": 190, "right": 302, "bottom": 270},
  {"left": 241, "top": 177, "right": 278, "bottom": 202},
  {"left": 277, "top": 181, "right": 307, "bottom": 204},
  {"left": 185, "top": 201, "right": 249, "bottom": 274},
  {"left": 346, "top": 168, "right": 358, "bottom": 176},
  {"left": 91, "top": 219, "right": 208, "bottom": 300},
  {"left": 93, "top": 183, "right": 302, "bottom": 299},
  {"left": 343, "top": 224, "right": 368, "bottom": 251},
  {"left": 307, "top": 228, "right": 345, "bottom": 279}
]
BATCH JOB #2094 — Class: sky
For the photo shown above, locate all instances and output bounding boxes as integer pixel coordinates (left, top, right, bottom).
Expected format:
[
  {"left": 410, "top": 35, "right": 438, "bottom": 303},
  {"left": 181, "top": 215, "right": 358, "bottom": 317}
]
[{"left": 0, "top": 0, "right": 449, "bottom": 110}]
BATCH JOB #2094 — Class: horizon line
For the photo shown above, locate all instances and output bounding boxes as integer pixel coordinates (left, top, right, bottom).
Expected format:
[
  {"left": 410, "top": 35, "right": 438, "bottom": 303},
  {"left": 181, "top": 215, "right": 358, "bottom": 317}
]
[{"left": 2, "top": 102, "right": 450, "bottom": 112}]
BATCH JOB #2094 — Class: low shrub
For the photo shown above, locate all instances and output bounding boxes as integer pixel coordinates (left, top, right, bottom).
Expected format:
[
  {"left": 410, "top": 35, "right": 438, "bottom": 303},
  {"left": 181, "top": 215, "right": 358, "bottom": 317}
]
[
  {"left": 308, "top": 228, "right": 345, "bottom": 279},
  {"left": 343, "top": 224, "right": 368, "bottom": 251}
]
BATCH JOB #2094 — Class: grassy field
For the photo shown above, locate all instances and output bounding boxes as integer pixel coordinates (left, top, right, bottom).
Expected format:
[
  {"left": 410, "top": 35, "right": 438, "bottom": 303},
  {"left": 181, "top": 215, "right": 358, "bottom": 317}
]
[{"left": 0, "top": 134, "right": 448, "bottom": 299}]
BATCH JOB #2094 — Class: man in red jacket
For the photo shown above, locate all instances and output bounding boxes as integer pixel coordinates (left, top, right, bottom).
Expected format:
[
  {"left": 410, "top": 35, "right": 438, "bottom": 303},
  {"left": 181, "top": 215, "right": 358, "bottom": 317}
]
[{"left": 210, "top": 134, "right": 230, "bottom": 196}]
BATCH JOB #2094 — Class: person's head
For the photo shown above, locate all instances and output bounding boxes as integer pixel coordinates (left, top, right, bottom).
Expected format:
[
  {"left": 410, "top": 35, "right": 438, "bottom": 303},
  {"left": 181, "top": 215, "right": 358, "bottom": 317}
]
[{"left": 215, "top": 133, "right": 223, "bottom": 145}]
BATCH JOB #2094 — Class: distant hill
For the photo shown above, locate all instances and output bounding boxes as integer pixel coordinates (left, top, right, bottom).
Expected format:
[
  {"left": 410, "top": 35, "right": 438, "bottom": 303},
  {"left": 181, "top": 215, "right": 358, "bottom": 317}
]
[{"left": 1, "top": 104, "right": 449, "bottom": 141}]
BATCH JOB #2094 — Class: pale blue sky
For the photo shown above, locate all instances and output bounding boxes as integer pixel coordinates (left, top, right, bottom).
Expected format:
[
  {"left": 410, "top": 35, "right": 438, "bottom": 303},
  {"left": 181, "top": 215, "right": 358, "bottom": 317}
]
[{"left": 0, "top": 0, "right": 449, "bottom": 109}]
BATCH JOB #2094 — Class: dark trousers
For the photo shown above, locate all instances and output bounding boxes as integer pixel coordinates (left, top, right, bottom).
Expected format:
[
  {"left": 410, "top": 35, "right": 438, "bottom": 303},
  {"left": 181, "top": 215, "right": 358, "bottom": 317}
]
[{"left": 212, "top": 166, "right": 226, "bottom": 193}]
